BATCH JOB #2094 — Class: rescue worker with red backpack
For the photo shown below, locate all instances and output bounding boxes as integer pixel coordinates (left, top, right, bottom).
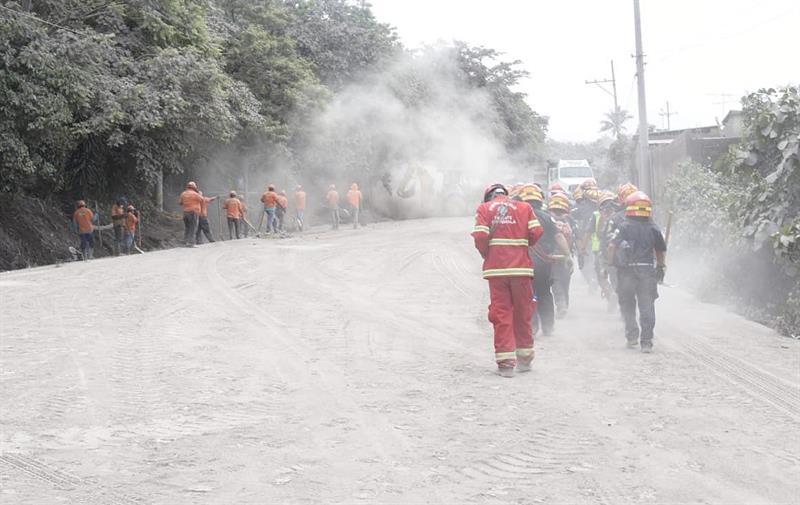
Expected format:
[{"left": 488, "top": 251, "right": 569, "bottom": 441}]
[
  {"left": 608, "top": 191, "right": 667, "bottom": 353},
  {"left": 472, "top": 184, "right": 544, "bottom": 377}
]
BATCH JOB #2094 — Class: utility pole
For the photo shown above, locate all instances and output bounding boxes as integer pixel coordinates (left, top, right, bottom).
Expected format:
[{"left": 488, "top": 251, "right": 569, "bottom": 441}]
[
  {"left": 659, "top": 101, "right": 677, "bottom": 130},
  {"left": 585, "top": 60, "right": 618, "bottom": 111},
  {"left": 708, "top": 93, "right": 735, "bottom": 118},
  {"left": 633, "top": 0, "right": 651, "bottom": 197}
]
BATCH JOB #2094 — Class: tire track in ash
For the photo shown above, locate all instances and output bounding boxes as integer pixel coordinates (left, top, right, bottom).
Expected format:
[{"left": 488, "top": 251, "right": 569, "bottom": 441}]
[
  {"left": 201, "top": 247, "right": 401, "bottom": 460},
  {"left": 0, "top": 453, "right": 145, "bottom": 505},
  {"left": 455, "top": 425, "right": 603, "bottom": 483},
  {"left": 661, "top": 320, "right": 800, "bottom": 423}
]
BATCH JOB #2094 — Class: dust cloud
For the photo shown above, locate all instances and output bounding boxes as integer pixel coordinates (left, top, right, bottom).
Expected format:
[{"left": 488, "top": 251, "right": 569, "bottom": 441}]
[{"left": 192, "top": 45, "right": 526, "bottom": 220}]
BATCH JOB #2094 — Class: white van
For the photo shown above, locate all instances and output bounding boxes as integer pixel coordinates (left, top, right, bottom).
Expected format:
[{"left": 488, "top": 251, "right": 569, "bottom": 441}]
[{"left": 550, "top": 160, "right": 594, "bottom": 194}]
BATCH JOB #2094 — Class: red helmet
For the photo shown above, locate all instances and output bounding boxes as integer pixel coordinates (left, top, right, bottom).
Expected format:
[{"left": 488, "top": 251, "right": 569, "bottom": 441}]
[
  {"left": 483, "top": 183, "right": 508, "bottom": 202},
  {"left": 617, "top": 182, "right": 638, "bottom": 204},
  {"left": 625, "top": 191, "right": 652, "bottom": 217},
  {"left": 549, "top": 183, "right": 565, "bottom": 193},
  {"left": 186, "top": 181, "right": 198, "bottom": 190}
]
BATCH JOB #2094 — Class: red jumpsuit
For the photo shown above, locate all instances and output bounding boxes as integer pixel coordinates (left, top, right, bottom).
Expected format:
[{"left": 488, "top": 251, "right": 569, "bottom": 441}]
[{"left": 472, "top": 196, "right": 544, "bottom": 368}]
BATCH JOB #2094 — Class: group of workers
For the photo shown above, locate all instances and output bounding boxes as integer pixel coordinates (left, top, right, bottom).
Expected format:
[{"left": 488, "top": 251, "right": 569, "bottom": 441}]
[
  {"left": 472, "top": 178, "right": 667, "bottom": 377},
  {"left": 72, "top": 199, "right": 139, "bottom": 259},
  {"left": 178, "top": 181, "right": 364, "bottom": 247}
]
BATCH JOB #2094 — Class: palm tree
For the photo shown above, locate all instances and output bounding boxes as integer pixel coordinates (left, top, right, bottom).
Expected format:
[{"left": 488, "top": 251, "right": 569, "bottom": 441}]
[{"left": 600, "top": 106, "right": 633, "bottom": 139}]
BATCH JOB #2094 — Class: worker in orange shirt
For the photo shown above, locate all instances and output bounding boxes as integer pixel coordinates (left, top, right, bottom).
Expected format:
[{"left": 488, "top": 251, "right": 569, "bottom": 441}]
[
  {"left": 223, "top": 191, "right": 243, "bottom": 239},
  {"left": 326, "top": 184, "right": 340, "bottom": 230},
  {"left": 72, "top": 200, "right": 95, "bottom": 260},
  {"left": 123, "top": 204, "right": 139, "bottom": 254},
  {"left": 179, "top": 181, "right": 204, "bottom": 247},
  {"left": 238, "top": 194, "right": 249, "bottom": 238},
  {"left": 195, "top": 190, "right": 218, "bottom": 244},
  {"left": 294, "top": 185, "right": 307, "bottom": 231},
  {"left": 260, "top": 184, "right": 279, "bottom": 234},
  {"left": 346, "top": 183, "right": 362, "bottom": 229},
  {"left": 276, "top": 190, "right": 289, "bottom": 232},
  {"left": 111, "top": 198, "right": 127, "bottom": 255}
]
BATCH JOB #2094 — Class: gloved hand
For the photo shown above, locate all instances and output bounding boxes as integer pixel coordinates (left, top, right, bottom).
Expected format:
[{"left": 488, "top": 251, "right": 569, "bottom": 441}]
[{"left": 656, "top": 265, "right": 666, "bottom": 284}]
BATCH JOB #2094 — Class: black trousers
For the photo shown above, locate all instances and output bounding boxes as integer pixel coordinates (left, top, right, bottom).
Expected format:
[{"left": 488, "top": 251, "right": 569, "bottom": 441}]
[
  {"left": 183, "top": 212, "right": 198, "bottom": 245},
  {"left": 617, "top": 266, "right": 659, "bottom": 343},
  {"left": 533, "top": 261, "right": 554, "bottom": 335},
  {"left": 227, "top": 217, "right": 240, "bottom": 239},
  {"left": 196, "top": 216, "right": 214, "bottom": 244}
]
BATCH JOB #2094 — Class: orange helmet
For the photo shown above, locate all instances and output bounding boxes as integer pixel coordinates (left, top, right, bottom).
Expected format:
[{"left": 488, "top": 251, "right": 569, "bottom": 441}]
[
  {"left": 572, "top": 187, "right": 584, "bottom": 200},
  {"left": 617, "top": 182, "right": 638, "bottom": 204},
  {"left": 598, "top": 190, "right": 616, "bottom": 207},
  {"left": 580, "top": 178, "right": 598, "bottom": 190},
  {"left": 186, "top": 181, "right": 198, "bottom": 190},
  {"left": 519, "top": 183, "right": 543, "bottom": 203},
  {"left": 483, "top": 183, "right": 508, "bottom": 202},
  {"left": 508, "top": 183, "right": 523, "bottom": 199},
  {"left": 548, "top": 193, "right": 570, "bottom": 212},
  {"left": 625, "top": 191, "right": 652, "bottom": 217},
  {"left": 584, "top": 188, "right": 602, "bottom": 204}
]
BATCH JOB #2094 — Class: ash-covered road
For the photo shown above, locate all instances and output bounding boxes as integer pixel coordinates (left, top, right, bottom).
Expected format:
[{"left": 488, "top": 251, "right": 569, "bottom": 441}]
[{"left": 1, "top": 218, "right": 798, "bottom": 504}]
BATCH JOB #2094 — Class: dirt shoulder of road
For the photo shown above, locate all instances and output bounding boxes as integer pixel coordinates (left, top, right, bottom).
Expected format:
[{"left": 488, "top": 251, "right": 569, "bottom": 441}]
[{"left": 0, "top": 194, "right": 184, "bottom": 271}]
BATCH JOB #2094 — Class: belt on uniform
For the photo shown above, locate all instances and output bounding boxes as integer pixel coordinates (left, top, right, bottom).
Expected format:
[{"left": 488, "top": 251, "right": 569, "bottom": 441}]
[{"left": 626, "top": 263, "right": 654, "bottom": 266}]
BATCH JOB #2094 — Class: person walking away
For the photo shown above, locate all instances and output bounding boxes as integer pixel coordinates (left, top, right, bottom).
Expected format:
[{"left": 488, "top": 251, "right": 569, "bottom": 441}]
[
  {"left": 72, "top": 200, "right": 95, "bottom": 260},
  {"left": 548, "top": 193, "right": 575, "bottom": 318},
  {"left": 347, "top": 183, "right": 362, "bottom": 229},
  {"left": 294, "top": 185, "right": 306, "bottom": 231},
  {"left": 195, "top": 191, "right": 217, "bottom": 244},
  {"left": 326, "top": 184, "right": 340, "bottom": 230},
  {"left": 516, "top": 184, "right": 570, "bottom": 336},
  {"left": 223, "top": 191, "right": 243, "bottom": 239},
  {"left": 179, "top": 181, "right": 204, "bottom": 247},
  {"left": 260, "top": 185, "right": 279, "bottom": 235},
  {"left": 595, "top": 191, "right": 618, "bottom": 308},
  {"left": 111, "top": 198, "right": 126, "bottom": 256},
  {"left": 122, "top": 205, "right": 139, "bottom": 254},
  {"left": 472, "top": 183, "right": 544, "bottom": 378},
  {"left": 608, "top": 191, "right": 667, "bottom": 353},
  {"left": 276, "top": 190, "right": 289, "bottom": 232},
  {"left": 573, "top": 185, "right": 599, "bottom": 292}
]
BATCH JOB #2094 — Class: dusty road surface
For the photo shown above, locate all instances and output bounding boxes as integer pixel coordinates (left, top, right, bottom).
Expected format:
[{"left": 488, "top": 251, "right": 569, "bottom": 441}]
[{"left": 1, "top": 218, "right": 799, "bottom": 504}]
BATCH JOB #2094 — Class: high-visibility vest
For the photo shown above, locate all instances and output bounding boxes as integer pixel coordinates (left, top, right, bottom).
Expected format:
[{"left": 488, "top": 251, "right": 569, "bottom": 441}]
[{"left": 591, "top": 211, "right": 601, "bottom": 253}]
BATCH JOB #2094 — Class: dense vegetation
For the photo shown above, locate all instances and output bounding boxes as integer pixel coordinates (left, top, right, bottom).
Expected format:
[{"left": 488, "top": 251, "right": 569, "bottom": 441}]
[
  {"left": 664, "top": 87, "right": 799, "bottom": 336},
  {"left": 0, "top": 0, "right": 547, "bottom": 204}
]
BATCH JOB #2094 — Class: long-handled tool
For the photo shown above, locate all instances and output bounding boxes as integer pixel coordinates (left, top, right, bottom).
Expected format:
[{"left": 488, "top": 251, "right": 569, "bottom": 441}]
[{"left": 217, "top": 198, "right": 224, "bottom": 241}]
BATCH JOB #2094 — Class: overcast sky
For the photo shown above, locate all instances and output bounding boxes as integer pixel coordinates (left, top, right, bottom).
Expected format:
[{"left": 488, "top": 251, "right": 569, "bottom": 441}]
[{"left": 369, "top": 0, "right": 799, "bottom": 142}]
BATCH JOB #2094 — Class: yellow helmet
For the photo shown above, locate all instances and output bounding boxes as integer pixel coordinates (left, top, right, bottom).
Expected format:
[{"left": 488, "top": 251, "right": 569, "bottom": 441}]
[{"left": 519, "top": 183, "right": 543, "bottom": 202}]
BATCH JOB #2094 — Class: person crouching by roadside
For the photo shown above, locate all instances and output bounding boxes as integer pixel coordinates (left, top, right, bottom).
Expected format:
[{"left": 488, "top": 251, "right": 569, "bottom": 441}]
[
  {"left": 179, "top": 181, "right": 204, "bottom": 247},
  {"left": 123, "top": 205, "right": 139, "bottom": 254},
  {"left": 224, "top": 191, "right": 243, "bottom": 239},
  {"left": 72, "top": 200, "right": 95, "bottom": 260}
]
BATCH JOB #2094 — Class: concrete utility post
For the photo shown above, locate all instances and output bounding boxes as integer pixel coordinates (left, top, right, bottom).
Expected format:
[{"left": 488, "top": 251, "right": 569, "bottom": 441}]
[{"left": 633, "top": 0, "right": 651, "bottom": 197}]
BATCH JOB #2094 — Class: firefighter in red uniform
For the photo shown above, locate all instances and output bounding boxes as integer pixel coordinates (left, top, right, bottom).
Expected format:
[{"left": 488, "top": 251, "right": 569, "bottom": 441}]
[{"left": 472, "top": 184, "right": 544, "bottom": 377}]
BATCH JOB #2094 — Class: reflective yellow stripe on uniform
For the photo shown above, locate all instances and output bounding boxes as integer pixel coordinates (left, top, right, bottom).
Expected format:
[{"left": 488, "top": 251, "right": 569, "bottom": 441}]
[
  {"left": 495, "top": 351, "right": 517, "bottom": 361},
  {"left": 482, "top": 268, "right": 534, "bottom": 278},
  {"left": 527, "top": 220, "right": 541, "bottom": 229},
  {"left": 488, "top": 238, "right": 529, "bottom": 246},
  {"left": 515, "top": 348, "right": 534, "bottom": 357},
  {"left": 473, "top": 225, "right": 491, "bottom": 234}
]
